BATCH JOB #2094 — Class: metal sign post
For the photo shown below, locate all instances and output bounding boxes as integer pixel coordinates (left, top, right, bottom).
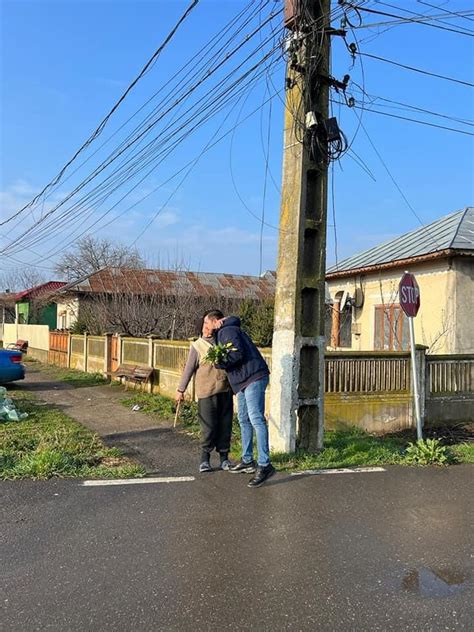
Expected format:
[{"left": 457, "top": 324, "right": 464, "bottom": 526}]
[{"left": 399, "top": 271, "right": 422, "bottom": 440}]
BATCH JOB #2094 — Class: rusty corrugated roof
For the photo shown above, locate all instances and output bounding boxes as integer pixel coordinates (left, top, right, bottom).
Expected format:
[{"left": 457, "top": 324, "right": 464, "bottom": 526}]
[{"left": 60, "top": 268, "right": 276, "bottom": 300}]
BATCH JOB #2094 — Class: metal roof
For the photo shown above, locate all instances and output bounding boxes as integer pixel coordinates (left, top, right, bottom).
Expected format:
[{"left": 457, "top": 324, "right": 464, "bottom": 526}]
[
  {"left": 328, "top": 207, "right": 474, "bottom": 274},
  {"left": 59, "top": 268, "right": 277, "bottom": 301},
  {"left": 15, "top": 281, "right": 67, "bottom": 302}
]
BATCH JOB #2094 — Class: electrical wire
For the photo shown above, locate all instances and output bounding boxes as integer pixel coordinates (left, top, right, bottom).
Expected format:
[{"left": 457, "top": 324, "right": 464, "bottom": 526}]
[
  {"left": 347, "top": 2, "right": 474, "bottom": 36},
  {"left": 3, "top": 0, "right": 201, "bottom": 226},
  {"left": 358, "top": 51, "right": 474, "bottom": 87},
  {"left": 349, "top": 83, "right": 474, "bottom": 127},
  {"left": 0, "top": 0, "right": 276, "bottom": 232},
  {"left": 1, "top": 6, "right": 285, "bottom": 257},
  {"left": 374, "top": 0, "right": 474, "bottom": 34},
  {"left": 351, "top": 104, "right": 474, "bottom": 136},
  {"left": 4, "top": 33, "right": 288, "bottom": 260},
  {"left": 417, "top": 0, "right": 474, "bottom": 25},
  {"left": 330, "top": 161, "right": 339, "bottom": 269},
  {"left": 351, "top": 108, "right": 442, "bottom": 250}
]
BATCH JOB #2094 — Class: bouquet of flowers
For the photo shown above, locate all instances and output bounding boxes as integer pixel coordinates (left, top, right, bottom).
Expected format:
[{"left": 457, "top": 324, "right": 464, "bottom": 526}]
[{"left": 203, "top": 342, "right": 237, "bottom": 365}]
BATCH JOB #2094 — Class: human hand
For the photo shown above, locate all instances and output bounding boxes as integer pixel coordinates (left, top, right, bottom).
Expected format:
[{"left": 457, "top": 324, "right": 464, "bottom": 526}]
[
  {"left": 175, "top": 391, "right": 185, "bottom": 403},
  {"left": 214, "top": 318, "right": 225, "bottom": 330}
]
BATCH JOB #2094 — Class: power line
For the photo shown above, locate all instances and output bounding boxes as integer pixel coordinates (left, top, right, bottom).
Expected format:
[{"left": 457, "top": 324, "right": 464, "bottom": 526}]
[
  {"left": 374, "top": 0, "right": 474, "bottom": 34},
  {"left": 417, "top": 0, "right": 474, "bottom": 25},
  {"left": 19, "top": 0, "right": 262, "bottom": 218},
  {"left": 351, "top": 103, "right": 474, "bottom": 136},
  {"left": 3, "top": 27, "right": 286, "bottom": 262},
  {"left": 351, "top": 108, "right": 442, "bottom": 250},
  {"left": 1, "top": 6, "right": 284, "bottom": 256},
  {"left": 3, "top": 3, "right": 277, "bottom": 235},
  {"left": 350, "top": 84, "right": 474, "bottom": 127},
  {"left": 330, "top": 162, "right": 339, "bottom": 269},
  {"left": 358, "top": 51, "right": 474, "bottom": 87},
  {"left": 3, "top": 0, "right": 201, "bottom": 227},
  {"left": 350, "top": 2, "right": 474, "bottom": 36}
]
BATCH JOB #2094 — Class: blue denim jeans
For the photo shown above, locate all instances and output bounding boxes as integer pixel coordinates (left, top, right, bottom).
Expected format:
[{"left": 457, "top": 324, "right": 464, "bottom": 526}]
[{"left": 236, "top": 376, "right": 270, "bottom": 467}]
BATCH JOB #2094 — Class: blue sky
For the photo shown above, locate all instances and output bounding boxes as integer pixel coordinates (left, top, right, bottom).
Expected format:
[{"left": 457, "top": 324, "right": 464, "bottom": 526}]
[{"left": 1, "top": 0, "right": 473, "bottom": 278}]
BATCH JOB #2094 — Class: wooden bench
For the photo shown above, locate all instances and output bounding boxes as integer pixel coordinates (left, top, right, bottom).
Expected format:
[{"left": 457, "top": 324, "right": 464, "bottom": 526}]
[
  {"left": 7, "top": 339, "right": 29, "bottom": 353},
  {"left": 107, "top": 364, "right": 154, "bottom": 391}
]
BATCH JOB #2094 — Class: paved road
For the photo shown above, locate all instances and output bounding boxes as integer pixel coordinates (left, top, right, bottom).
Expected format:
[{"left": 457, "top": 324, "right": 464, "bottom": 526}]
[{"left": 1, "top": 465, "right": 472, "bottom": 631}]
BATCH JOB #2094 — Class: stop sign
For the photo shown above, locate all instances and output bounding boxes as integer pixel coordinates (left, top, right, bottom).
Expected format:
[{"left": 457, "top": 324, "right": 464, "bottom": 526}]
[{"left": 399, "top": 272, "right": 420, "bottom": 317}]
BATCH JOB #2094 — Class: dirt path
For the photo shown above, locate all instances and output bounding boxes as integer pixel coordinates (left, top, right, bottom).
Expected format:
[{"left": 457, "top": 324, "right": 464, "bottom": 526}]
[{"left": 11, "top": 365, "right": 199, "bottom": 476}]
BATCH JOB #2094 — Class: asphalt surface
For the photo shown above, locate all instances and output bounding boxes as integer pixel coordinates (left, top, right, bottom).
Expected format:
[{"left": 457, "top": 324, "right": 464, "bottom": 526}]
[
  {"left": 2, "top": 367, "right": 473, "bottom": 630},
  {"left": 1, "top": 466, "right": 472, "bottom": 631}
]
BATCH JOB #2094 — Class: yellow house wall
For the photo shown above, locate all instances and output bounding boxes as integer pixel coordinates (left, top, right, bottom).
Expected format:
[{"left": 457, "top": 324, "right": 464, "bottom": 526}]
[
  {"left": 453, "top": 258, "right": 474, "bottom": 353},
  {"left": 326, "top": 257, "right": 471, "bottom": 354},
  {"left": 55, "top": 298, "right": 79, "bottom": 329}
]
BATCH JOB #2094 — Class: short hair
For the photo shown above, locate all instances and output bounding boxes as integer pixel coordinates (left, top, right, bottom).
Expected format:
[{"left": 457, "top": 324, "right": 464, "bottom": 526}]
[
  {"left": 203, "top": 309, "right": 224, "bottom": 321},
  {"left": 195, "top": 315, "right": 204, "bottom": 337}
]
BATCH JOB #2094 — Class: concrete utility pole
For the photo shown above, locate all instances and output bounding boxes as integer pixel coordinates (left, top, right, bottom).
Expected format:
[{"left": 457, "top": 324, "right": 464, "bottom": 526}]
[{"left": 269, "top": 0, "right": 331, "bottom": 453}]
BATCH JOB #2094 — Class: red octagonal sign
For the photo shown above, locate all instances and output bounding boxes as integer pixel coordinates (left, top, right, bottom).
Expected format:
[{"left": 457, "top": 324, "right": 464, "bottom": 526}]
[{"left": 399, "top": 272, "right": 420, "bottom": 318}]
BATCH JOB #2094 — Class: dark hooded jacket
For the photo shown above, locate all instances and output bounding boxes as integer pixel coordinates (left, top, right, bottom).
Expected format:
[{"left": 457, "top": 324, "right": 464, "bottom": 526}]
[{"left": 215, "top": 316, "right": 269, "bottom": 394}]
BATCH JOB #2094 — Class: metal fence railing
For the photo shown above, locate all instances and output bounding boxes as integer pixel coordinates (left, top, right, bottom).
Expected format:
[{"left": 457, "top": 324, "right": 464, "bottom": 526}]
[
  {"left": 122, "top": 338, "right": 149, "bottom": 365},
  {"left": 325, "top": 353, "right": 411, "bottom": 393},
  {"left": 427, "top": 355, "right": 474, "bottom": 395},
  {"left": 154, "top": 341, "right": 189, "bottom": 371}
]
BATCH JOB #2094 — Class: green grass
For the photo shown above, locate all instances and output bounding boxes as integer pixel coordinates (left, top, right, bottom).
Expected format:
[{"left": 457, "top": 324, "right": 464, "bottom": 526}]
[
  {"left": 118, "top": 392, "right": 473, "bottom": 470},
  {"left": 0, "top": 391, "right": 145, "bottom": 480},
  {"left": 273, "top": 428, "right": 407, "bottom": 470},
  {"left": 25, "top": 359, "right": 108, "bottom": 388},
  {"left": 450, "top": 442, "right": 474, "bottom": 464}
]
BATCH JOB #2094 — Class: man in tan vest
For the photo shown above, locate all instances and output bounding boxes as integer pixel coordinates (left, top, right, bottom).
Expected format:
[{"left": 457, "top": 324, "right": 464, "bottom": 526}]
[{"left": 176, "top": 310, "right": 233, "bottom": 472}]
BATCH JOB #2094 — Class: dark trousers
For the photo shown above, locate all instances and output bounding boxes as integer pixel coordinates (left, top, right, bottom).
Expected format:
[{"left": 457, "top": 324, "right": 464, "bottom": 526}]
[{"left": 198, "top": 391, "right": 233, "bottom": 457}]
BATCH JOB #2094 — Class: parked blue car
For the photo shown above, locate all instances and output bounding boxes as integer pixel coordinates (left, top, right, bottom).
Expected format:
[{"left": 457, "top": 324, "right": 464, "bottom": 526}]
[{"left": 0, "top": 349, "right": 25, "bottom": 384}]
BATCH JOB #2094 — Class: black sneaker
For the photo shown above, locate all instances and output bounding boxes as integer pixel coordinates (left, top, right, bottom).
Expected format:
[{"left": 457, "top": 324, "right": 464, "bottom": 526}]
[
  {"left": 247, "top": 464, "right": 276, "bottom": 488},
  {"left": 229, "top": 459, "right": 256, "bottom": 474}
]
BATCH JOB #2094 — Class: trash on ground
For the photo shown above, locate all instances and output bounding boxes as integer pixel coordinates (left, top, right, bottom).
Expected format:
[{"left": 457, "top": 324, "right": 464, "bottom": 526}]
[
  {"left": 0, "top": 386, "right": 28, "bottom": 422},
  {"left": 131, "top": 404, "right": 141, "bottom": 411}
]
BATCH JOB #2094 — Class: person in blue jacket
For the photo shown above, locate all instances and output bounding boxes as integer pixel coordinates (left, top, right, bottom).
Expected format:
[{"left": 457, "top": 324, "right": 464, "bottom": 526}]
[{"left": 203, "top": 311, "right": 276, "bottom": 488}]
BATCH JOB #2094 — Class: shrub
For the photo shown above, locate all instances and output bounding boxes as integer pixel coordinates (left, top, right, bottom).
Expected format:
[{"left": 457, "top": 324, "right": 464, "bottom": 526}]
[
  {"left": 238, "top": 298, "right": 274, "bottom": 347},
  {"left": 404, "top": 438, "right": 449, "bottom": 466}
]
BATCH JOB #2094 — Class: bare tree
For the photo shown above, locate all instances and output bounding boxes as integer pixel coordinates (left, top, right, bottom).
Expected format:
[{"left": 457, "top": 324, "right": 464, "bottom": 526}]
[
  {"left": 53, "top": 235, "right": 145, "bottom": 281},
  {"left": 71, "top": 290, "right": 243, "bottom": 339},
  {"left": 0, "top": 267, "right": 47, "bottom": 292}
]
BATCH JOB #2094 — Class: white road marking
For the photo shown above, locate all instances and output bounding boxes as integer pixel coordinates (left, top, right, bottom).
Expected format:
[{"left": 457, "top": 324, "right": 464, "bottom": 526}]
[
  {"left": 291, "top": 466, "right": 386, "bottom": 477},
  {"left": 81, "top": 476, "right": 195, "bottom": 486}
]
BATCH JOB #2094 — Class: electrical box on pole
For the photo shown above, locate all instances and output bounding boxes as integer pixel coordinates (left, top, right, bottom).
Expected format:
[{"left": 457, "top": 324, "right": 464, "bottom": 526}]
[{"left": 269, "top": 0, "right": 332, "bottom": 453}]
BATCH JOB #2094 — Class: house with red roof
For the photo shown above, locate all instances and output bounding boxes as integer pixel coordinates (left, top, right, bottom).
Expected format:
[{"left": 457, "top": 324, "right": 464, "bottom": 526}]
[{"left": 15, "top": 281, "right": 66, "bottom": 328}]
